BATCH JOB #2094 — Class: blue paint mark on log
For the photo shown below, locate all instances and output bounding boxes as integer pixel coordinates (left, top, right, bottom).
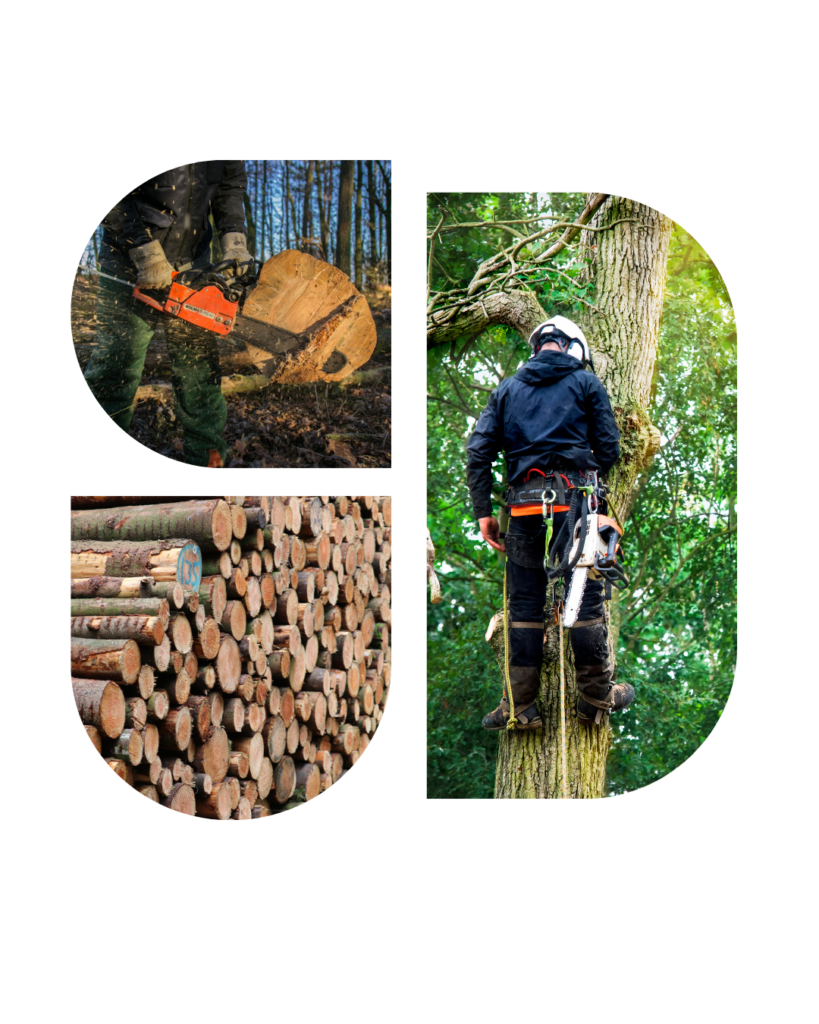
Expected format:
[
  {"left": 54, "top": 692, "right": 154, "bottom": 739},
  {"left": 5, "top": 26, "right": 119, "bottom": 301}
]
[{"left": 178, "top": 543, "right": 202, "bottom": 592}]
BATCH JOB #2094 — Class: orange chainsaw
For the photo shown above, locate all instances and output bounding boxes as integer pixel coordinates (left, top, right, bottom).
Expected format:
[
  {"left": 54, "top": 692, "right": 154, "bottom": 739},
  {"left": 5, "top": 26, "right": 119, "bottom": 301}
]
[{"left": 97, "top": 258, "right": 325, "bottom": 375}]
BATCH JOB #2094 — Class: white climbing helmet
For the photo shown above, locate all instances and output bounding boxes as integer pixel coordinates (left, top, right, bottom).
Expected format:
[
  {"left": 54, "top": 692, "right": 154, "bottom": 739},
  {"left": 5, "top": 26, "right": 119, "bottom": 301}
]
[{"left": 527, "top": 315, "right": 590, "bottom": 364}]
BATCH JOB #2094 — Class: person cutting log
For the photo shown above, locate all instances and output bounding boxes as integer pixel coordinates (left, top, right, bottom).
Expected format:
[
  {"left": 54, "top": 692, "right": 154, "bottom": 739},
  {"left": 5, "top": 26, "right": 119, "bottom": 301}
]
[{"left": 84, "top": 161, "right": 252, "bottom": 467}]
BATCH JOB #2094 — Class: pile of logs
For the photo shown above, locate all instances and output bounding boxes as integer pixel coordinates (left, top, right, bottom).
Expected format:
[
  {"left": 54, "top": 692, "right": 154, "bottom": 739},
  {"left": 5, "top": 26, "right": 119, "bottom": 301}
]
[{"left": 71, "top": 496, "right": 392, "bottom": 818}]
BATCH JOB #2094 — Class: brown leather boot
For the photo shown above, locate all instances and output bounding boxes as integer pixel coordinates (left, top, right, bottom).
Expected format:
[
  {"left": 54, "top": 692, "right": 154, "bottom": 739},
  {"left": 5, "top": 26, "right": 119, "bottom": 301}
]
[
  {"left": 576, "top": 683, "right": 635, "bottom": 723},
  {"left": 481, "top": 697, "right": 543, "bottom": 731},
  {"left": 207, "top": 449, "right": 223, "bottom": 468}
]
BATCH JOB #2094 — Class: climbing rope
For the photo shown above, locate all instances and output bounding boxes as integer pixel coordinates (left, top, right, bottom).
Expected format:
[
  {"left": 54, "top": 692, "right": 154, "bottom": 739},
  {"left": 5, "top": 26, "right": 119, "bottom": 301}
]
[
  {"left": 558, "top": 610, "right": 569, "bottom": 800},
  {"left": 503, "top": 563, "right": 517, "bottom": 730}
]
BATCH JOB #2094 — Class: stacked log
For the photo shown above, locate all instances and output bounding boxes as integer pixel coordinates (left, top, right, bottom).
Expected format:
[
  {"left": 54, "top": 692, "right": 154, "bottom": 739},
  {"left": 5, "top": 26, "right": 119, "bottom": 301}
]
[{"left": 70, "top": 496, "right": 392, "bottom": 817}]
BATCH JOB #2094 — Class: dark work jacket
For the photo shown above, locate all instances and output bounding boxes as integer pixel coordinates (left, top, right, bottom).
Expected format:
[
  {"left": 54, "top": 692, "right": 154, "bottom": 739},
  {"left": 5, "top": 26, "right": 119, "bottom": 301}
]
[
  {"left": 99, "top": 161, "right": 248, "bottom": 279},
  {"left": 466, "top": 349, "right": 620, "bottom": 519}
]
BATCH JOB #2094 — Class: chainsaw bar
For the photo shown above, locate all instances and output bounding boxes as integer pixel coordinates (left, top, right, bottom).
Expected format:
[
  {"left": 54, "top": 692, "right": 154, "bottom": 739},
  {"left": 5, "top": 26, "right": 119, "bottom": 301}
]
[
  {"left": 230, "top": 314, "right": 305, "bottom": 355},
  {"left": 563, "top": 567, "right": 588, "bottom": 628}
]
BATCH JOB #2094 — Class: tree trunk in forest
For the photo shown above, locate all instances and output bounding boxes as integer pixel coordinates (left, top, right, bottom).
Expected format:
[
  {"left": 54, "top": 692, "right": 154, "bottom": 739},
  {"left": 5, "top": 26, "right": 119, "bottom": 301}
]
[
  {"left": 366, "top": 161, "right": 378, "bottom": 285},
  {"left": 378, "top": 161, "right": 391, "bottom": 280},
  {"left": 430, "top": 195, "right": 672, "bottom": 798},
  {"left": 316, "top": 161, "right": 329, "bottom": 262},
  {"left": 302, "top": 160, "right": 314, "bottom": 251},
  {"left": 336, "top": 161, "right": 354, "bottom": 275},
  {"left": 354, "top": 161, "right": 363, "bottom": 292}
]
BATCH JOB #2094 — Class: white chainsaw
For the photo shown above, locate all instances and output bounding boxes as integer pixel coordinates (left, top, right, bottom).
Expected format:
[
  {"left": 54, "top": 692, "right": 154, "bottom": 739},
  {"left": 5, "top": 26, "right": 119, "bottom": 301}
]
[{"left": 563, "top": 510, "right": 627, "bottom": 627}]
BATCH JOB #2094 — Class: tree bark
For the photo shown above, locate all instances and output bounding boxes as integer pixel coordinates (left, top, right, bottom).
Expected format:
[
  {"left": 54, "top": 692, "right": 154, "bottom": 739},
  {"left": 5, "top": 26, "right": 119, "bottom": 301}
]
[
  {"left": 71, "top": 500, "right": 232, "bottom": 553},
  {"left": 336, "top": 161, "right": 354, "bottom": 275}
]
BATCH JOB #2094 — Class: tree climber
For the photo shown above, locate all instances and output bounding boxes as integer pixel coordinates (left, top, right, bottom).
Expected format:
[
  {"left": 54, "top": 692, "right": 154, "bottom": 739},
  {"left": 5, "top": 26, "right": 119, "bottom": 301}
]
[{"left": 466, "top": 315, "right": 635, "bottom": 730}]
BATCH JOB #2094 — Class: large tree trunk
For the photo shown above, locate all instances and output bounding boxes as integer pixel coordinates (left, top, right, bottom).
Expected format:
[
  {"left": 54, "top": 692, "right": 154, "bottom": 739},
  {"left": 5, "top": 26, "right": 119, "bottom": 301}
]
[
  {"left": 492, "top": 195, "right": 672, "bottom": 798},
  {"left": 336, "top": 161, "right": 354, "bottom": 275}
]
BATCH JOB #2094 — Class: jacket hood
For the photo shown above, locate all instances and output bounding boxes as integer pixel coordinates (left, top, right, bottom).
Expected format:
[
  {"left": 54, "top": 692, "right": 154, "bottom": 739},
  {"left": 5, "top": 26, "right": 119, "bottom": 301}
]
[{"left": 515, "top": 349, "right": 583, "bottom": 387}]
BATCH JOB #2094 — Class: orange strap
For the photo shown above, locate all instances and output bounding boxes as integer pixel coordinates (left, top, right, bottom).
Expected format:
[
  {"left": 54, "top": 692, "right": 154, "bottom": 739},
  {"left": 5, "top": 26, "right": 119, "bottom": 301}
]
[{"left": 510, "top": 504, "right": 570, "bottom": 516}]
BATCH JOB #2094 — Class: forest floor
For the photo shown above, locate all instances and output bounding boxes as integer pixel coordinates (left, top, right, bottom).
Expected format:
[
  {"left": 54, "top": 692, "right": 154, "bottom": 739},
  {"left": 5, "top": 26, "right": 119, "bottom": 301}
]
[{"left": 71, "top": 272, "right": 391, "bottom": 467}]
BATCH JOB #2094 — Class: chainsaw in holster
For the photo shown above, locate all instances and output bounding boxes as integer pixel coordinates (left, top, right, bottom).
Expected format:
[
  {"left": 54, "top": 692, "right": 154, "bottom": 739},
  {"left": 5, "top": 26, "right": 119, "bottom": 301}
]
[{"left": 561, "top": 486, "right": 629, "bottom": 627}]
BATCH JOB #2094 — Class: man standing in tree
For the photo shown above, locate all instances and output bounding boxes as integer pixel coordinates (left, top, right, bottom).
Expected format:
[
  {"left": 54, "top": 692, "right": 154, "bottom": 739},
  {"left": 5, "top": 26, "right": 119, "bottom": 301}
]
[
  {"left": 84, "top": 161, "right": 252, "bottom": 467},
  {"left": 466, "top": 316, "right": 635, "bottom": 730}
]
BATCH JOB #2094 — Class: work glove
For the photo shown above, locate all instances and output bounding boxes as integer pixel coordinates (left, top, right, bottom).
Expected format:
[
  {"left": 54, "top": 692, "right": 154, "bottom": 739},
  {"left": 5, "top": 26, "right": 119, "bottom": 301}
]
[
  {"left": 129, "top": 240, "right": 174, "bottom": 290},
  {"left": 220, "top": 232, "right": 253, "bottom": 277}
]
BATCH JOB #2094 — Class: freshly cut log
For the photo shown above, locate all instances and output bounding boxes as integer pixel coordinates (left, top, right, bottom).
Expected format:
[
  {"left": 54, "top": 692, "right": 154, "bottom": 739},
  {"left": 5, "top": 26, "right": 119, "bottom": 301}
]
[
  {"left": 223, "top": 698, "right": 246, "bottom": 733},
  {"left": 124, "top": 696, "right": 147, "bottom": 730},
  {"left": 263, "top": 715, "right": 287, "bottom": 763},
  {"left": 137, "top": 784, "right": 159, "bottom": 801},
  {"left": 206, "top": 690, "right": 224, "bottom": 727},
  {"left": 273, "top": 756, "right": 297, "bottom": 804},
  {"left": 230, "top": 505, "right": 247, "bottom": 540},
  {"left": 73, "top": 678, "right": 125, "bottom": 739},
  {"left": 244, "top": 576, "right": 262, "bottom": 618},
  {"left": 159, "top": 708, "right": 192, "bottom": 752},
  {"left": 275, "top": 590, "right": 298, "bottom": 625},
  {"left": 193, "top": 727, "right": 230, "bottom": 785},
  {"left": 185, "top": 695, "right": 212, "bottom": 740},
  {"left": 135, "top": 756, "right": 163, "bottom": 786},
  {"left": 232, "top": 797, "right": 252, "bottom": 820},
  {"left": 147, "top": 689, "right": 169, "bottom": 721},
  {"left": 256, "top": 758, "right": 274, "bottom": 801},
  {"left": 226, "top": 777, "right": 241, "bottom": 810},
  {"left": 240, "top": 250, "right": 376, "bottom": 383},
  {"left": 162, "top": 783, "right": 196, "bottom": 815},
  {"left": 303, "top": 669, "right": 330, "bottom": 695},
  {"left": 193, "top": 617, "right": 221, "bottom": 660},
  {"left": 229, "top": 751, "right": 249, "bottom": 779},
  {"left": 165, "top": 668, "right": 191, "bottom": 705},
  {"left": 192, "top": 772, "right": 212, "bottom": 796},
  {"left": 289, "top": 645, "right": 306, "bottom": 693},
  {"left": 72, "top": 638, "right": 141, "bottom": 684},
  {"left": 71, "top": 614, "right": 165, "bottom": 645},
  {"left": 251, "top": 612, "right": 275, "bottom": 654},
  {"left": 202, "top": 552, "right": 232, "bottom": 579},
  {"left": 71, "top": 500, "right": 232, "bottom": 553},
  {"left": 221, "top": 600, "right": 247, "bottom": 642},
  {"left": 232, "top": 733, "right": 264, "bottom": 780},
  {"left": 71, "top": 496, "right": 212, "bottom": 510},
  {"left": 71, "top": 539, "right": 202, "bottom": 588},
  {"left": 110, "top": 728, "right": 143, "bottom": 766},
  {"left": 142, "top": 724, "right": 160, "bottom": 764},
  {"left": 226, "top": 568, "right": 247, "bottom": 600},
  {"left": 143, "top": 635, "right": 171, "bottom": 673},
  {"left": 215, "top": 635, "right": 241, "bottom": 693},
  {"left": 73, "top": 575, "right": 163, "bottom": 602},
  {"left": 196, "top": 783, "right": 232, "bottom": 820},
  {"left": 267, "top": 650, "right": 291, "bottom": 682},
  {"left": 168, "top": 614, "right": 193, "bottom": 654},
  {"left": 69, "top": 598, "right": 171, "bottom": 630},
  {"left": 295, "top": 762, "right": 321, "bottom": 801}
]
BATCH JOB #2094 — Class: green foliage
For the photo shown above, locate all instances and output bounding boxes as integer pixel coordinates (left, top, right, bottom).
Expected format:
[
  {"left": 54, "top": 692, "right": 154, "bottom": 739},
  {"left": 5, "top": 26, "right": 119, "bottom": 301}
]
[
  {"left": 427, "top": 197, "right": 737, "bottom": 799},
  {"left": 606, "top": 224, "right": 737, "bottom": 794}
]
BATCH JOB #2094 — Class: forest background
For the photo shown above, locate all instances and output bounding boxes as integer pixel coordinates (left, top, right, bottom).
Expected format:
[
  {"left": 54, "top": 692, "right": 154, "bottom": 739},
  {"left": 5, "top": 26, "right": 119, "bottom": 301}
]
[
  {"left": 427, "top": 191, "right": 737, "bottom": 798},
  {"left": 79, "top": 160, "right": 392, "bottom": 290}
]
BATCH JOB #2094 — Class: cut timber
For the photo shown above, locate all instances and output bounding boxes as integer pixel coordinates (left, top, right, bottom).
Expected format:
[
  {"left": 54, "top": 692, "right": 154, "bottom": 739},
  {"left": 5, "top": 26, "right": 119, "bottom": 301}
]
[
  {"left": 239, "top": 250, "right": 376, "bottom": 383},
  {"left": 232, "top": 733, "right": 264, "bottom": 781},
  {"left": 70, "top": 577, "right": 183, "bottom": 608},
  {"left": 71, "top": 614, "right": 165, "bottom": 645},
  {"left": 193, "top": 727, "right": 230, "bottom": 785},
  {"left": 70, "top": 597, "right": 170, "bottom": 627},
  {"left": 71, "top": 638, "right": 141, "bottom": 684},
  {"left": 71, "top": 500, "right": 232, "bottom": 553},
  {"left": 196, "top": 783, "right": 232, "bottom": 820},
  {"left": 72, "top": 678, "right": 126, "bottom": 739},
  {"left": 71, "top": 497, "right": 210, "bottom": 510},
  {"left": 71, "top": 539, "right": 202, "bottom": 588},
  {"left": 162, "top": 783, "right": 196, "bottom": 815},
  {"left": 110, "top": 728, "right": 143, "bottom": 766},
  {"left": 295, "top": 763, "right": 321, "bottom": 801},
  {"left": 273, "top": 756, "right": 297, "bottom": 804},
  {"left": 85, "top": 725, "right": 103, "bottom": 754},
  {"left": 159, "top": 708, "right": 192, "bottom": 752}
]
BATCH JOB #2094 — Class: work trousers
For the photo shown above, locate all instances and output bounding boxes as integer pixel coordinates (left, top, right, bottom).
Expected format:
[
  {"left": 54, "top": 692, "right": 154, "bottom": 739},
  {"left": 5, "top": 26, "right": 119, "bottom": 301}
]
[
  {"left": 83, "top": 273, "right": 228, "bottom": 466},
  {"left": 503, "top": 511, "right": 610, "bottom": 709}
]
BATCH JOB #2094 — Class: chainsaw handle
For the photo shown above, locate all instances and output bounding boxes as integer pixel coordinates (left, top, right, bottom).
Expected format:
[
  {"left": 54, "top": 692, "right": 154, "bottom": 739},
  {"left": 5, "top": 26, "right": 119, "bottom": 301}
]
[{"left": 131, "top": 284, "right": 168, "bottom": 311}]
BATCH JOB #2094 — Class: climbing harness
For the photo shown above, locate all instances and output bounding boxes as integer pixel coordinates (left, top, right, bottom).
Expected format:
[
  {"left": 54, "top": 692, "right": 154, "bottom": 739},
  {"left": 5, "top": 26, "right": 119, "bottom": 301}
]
[{"left": 496, "top": 467, "right": 630, "bottom": 789}]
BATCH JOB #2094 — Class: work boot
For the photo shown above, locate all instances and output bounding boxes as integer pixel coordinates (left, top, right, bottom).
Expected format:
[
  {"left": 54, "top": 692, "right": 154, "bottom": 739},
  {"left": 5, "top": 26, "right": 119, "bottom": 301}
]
[
  {"left": 481, "top": 698, "right": 543, "bottom": 731},
  {"left": 576, "top": 681, "right": 635, "bottom": 724}
]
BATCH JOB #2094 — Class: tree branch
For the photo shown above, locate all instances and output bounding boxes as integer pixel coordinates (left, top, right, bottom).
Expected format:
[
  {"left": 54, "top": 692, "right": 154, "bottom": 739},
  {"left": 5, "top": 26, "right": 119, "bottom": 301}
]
[
  {"left": 427, "top": 213, "right": 445, "bottom": 305},
  {"left": 429, "top": 215, "right": 562, "bottom": 235}
]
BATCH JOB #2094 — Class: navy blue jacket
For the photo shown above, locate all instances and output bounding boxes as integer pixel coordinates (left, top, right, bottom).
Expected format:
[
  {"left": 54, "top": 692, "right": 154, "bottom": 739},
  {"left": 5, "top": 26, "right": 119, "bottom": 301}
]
[{"left": 466, "top": 349, "right": 620, "bottom": 519}]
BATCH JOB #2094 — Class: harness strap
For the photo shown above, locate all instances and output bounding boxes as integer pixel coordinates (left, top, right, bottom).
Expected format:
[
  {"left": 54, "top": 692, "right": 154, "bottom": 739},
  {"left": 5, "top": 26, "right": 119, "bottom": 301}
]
[
  {"left": 572, "top": 616, "right": 605, "bottom": 629},
  {"left": 510, "top": 621, "right": 544, "bottom": 629},
  {"left": 578, "top": 688, "right": 616, "bottom": 726}
]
